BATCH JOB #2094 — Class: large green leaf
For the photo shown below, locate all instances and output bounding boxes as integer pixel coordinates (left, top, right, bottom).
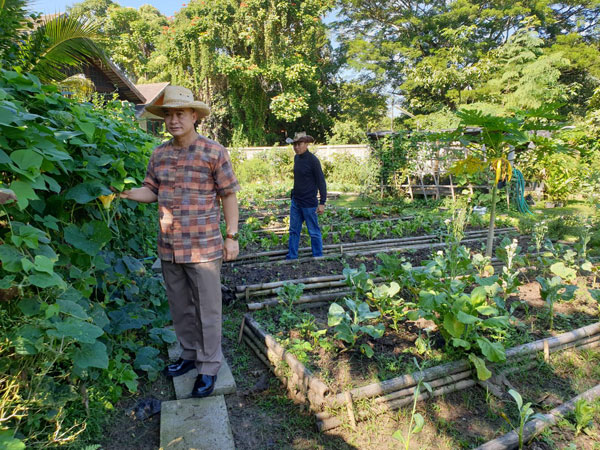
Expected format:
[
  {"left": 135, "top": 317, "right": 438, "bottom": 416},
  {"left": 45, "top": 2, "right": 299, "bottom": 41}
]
[
  {"left": 477, "top": 337, "right": 506, "bottom": 363},
  {"left": 0, "top": 244, "right": 23, "bottom": 272},
  {"left": 12, "top": 324, "right": 44, "bottom": 355},
  {"left": 65, "top": 181, "right": 111, "bottom": 204},
  {"left": 443, "top": 313, "right": 465, "bottom": 338},
  {"left": 10, "top": 149, "right": 43, "bottom": 172},
  {"left": 47, "top": 318, "right": 104, "bottom": 344},
  {"left": 0, "top": 430, "right": 25, "bottom": 450},
  {"left": 469, "top": 354, "right": 492, "bottom": 380},
  {"left": 457, "top": 311, "right": 480, "bottom": 324},
  {"left": 134, "top": 346, "right": 161, "bottom": 372},
  {"left": 18, "top": 297, "right": 42, "bottom": 317},
  {"left": 28, "top": 272, "right": 66, "bottom": 289},
  {"left": 64, "top": 221, "right": 111, "bottom": 256},
  {"left": 9, "top": 179, "right": 38, "bottom": 209},
  {"left": 550, "top": 262, "right": 576, "bottom": 282},
  {"left": 72, "top": 341, "right": 108, "bottom": 369},
  {"left": 57, "top": 299, "right": 89, "bottom": 320},
  {"left": 327, "top": 302, "right": 347, "bottom": 326},
  {"left": 149, "top": 327, "right": 177, "bottom": 344},
  {"left": 33, "top": 254, "right": 55, "bottom": 274}
]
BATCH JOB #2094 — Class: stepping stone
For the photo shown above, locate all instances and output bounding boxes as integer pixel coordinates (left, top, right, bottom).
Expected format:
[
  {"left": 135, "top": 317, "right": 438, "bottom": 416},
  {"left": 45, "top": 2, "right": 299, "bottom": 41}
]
[
  {"left": 168, "top": 340, "right": 236, "bottom": 399},
  {"left": 160, "top": 395, "right": 235, "bottom": 450}
]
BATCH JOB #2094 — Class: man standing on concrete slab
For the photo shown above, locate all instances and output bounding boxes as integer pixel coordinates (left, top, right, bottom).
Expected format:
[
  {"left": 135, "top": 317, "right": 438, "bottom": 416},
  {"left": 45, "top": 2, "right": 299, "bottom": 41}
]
[
  {"left": 119, "top": 86, "right": 240, "bottom": 398},
  {"left": 285, "top": 132, "right": 327, "bottom": 260}
]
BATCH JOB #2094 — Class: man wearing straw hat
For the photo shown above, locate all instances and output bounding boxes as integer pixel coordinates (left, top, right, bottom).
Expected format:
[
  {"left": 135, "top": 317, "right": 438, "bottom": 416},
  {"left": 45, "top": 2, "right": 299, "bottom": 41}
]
[
  {"left": 285, "top": 132, "right": 327, "bottom": 260},
  {"left": 119, "top": 86, "right": 240, "bottom": 398}
]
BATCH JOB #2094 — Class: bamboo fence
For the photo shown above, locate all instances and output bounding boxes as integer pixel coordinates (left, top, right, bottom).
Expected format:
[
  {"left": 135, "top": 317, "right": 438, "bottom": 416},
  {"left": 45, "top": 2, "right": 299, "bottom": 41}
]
[
  {"left": 240, "top": 314, "right": 600, "bottom": 432},
  {"left": 227, "top": 227, "right": 517, "bottom": 266},
  {"left": 237, "top": 255, "right": 517, "bottom": 309}
]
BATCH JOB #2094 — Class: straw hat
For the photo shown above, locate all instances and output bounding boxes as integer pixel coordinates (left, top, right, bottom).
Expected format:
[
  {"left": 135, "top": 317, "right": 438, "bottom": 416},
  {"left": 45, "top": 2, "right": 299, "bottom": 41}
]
[
  {"left": 285, "top": 131, "right": 315, "bottom": 144},
  {"left": 145, "top": 85, "right": 210, "bottom": 118}
]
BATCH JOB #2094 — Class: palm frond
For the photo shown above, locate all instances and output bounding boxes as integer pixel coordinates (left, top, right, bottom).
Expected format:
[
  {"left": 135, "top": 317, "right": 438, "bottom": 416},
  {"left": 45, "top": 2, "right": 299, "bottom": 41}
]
[{"left": 22, "top": 14, "right": 106, "bottom": 83}]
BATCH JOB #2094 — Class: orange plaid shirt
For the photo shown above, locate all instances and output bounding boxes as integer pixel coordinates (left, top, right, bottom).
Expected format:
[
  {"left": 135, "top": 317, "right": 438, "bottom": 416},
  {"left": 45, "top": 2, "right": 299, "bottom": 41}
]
[{"left": 143, "top": 135, "right": 240, "bottom": 263}]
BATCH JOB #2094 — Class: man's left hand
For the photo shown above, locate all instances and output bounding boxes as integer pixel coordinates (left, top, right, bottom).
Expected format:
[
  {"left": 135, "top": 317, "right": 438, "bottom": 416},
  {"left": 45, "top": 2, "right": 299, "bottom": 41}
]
[
  {"left": 223, "top": 238, "right": 239, "bottom": 261},
  {"left": 317, "top": 204, "right": 325, "bottom": 215}
]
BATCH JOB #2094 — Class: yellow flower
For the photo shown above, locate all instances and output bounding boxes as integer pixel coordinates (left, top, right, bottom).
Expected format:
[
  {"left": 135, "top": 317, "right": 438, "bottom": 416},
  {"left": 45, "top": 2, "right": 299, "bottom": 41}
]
[{"left": 98, "top": 194, "right": 116, "bottom": 210}]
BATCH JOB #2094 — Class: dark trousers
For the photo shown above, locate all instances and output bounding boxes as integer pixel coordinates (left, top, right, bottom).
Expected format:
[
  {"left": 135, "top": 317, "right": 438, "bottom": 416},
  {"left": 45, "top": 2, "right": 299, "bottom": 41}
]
[{"left": 161, "top": 259, "right": 223, "bottom": 376}]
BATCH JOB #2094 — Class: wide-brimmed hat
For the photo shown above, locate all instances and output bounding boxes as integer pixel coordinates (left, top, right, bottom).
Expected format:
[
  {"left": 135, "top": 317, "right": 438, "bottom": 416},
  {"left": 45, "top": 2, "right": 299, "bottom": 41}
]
[
  {"left": 285, "top": 131, "right": 315, "bottom": 144},
  {"left": 144, "top": 85, "right": 210, "bottom": 119}
]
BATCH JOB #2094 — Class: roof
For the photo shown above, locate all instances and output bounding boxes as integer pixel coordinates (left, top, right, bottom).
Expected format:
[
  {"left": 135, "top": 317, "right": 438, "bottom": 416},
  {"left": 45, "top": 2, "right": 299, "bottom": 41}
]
[
  {"left": 136, "top": 82, "right": 170, "bottom": 103},
  {"left": 89, "top": 57, "right": 145, "bottom": 104}
]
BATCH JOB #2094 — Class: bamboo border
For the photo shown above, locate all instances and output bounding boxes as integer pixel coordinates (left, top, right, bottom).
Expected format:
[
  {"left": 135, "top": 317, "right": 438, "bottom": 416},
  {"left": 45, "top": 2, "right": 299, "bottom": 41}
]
[
  {"left": 241, "top": 313, "right": 600, "bottom": 432},
  {"left": 228, "top": 227, "right": 516, "bottom": 266}
]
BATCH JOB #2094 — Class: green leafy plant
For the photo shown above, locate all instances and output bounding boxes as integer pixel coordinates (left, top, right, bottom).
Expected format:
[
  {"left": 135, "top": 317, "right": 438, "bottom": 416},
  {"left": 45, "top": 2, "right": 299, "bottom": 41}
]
[
  {"left": 327, "top": 298, "right": 384, "bottom": 358},
  {"left": 367, "top": 281, "right": 407, "bottom": 331},
  {"left": 536, "top": 262, "right": 577, "bottom": 329},
  {"left": 496, "top": 237, "right": 524, "bottom": 309},
  {"left": 409, "top": 284, "right": 509, "bottom": 380},
  {"left": 275, "top": 282, "right": 305, "bottom": 327},
  {"left": 392, "top": 358, "right": 432, "bottom": 450},
  {"left": 501, "top": 389, "right": 547, "bottom": 450},
  {"left": 573, "top": 399, "right": 595, "bottom": 436}
]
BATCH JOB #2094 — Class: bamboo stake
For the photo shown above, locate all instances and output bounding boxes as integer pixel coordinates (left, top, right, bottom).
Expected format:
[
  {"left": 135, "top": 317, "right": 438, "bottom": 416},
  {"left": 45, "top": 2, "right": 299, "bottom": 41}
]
[
  {"left": 475, "top": 383, "right": 600, "bottom": 450},
  {"left": 237, "top": 316, "right": 246, "bottom": 344},
  {"left": 248, "top": 289, "right": 352, "bottom": 310},
  {"left": 230, "top": 228, "right": 516, "bottom": 266},
  {"left": 449, "top": 174, "right": 455, "bottom": 201},
  {"left": 236, "top": 275, "right": 344, "bottom": 293},
  {"left": 325, "top": 360, "right": 469, "bottom": 408},
  {"left": 345, "top": 391, "right": 356, "bottom": 430}
]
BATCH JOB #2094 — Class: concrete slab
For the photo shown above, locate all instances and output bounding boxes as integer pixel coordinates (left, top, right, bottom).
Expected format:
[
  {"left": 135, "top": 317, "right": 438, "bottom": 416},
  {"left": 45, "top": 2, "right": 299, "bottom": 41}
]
[
  {"left": 160, "top": 396, "right": 235, "bottom": 450},
  {"left": 168, "top": 340, "right": 236, "bottom": 399}
]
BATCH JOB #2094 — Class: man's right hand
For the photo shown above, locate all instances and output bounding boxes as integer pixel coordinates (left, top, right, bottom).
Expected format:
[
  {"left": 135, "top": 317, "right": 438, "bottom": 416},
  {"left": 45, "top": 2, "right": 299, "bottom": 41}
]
[
  {"left": 112, "top": 186, "right": 157, "bottom": 203},
  {"left": 0, "top": 189, "right": 17, "bottom": 205}
]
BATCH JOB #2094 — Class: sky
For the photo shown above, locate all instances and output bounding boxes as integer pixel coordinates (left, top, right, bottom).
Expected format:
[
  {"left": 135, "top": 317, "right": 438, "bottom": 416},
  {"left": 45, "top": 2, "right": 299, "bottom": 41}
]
[{"left": 31, "top": 0, "right": 181, "bottom": 16}]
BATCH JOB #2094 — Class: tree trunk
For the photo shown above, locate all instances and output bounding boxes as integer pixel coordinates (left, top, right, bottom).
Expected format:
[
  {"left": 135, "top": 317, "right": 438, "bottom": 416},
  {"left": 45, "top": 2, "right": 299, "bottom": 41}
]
[{"left": 485, "top": 183, "right": 498, "bottom": 258}]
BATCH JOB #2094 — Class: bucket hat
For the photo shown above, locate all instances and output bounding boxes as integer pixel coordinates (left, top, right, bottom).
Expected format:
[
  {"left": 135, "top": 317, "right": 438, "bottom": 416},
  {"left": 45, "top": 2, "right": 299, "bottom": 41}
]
[
  {"left": 285, "top": 131, "right": 315, "bottom": 144},
  {"left": 145, "top": 85, "right": 210, "bottom": 118}
]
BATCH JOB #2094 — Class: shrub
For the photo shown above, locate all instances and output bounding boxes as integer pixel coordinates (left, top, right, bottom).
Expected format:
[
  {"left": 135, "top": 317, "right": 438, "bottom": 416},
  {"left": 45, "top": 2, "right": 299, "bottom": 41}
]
[
  {"left": 0, "top": 69, "right": 171, "bottom": 447},
  {"left": 327, "top": 119, "right": 368, "bottom": 144}
]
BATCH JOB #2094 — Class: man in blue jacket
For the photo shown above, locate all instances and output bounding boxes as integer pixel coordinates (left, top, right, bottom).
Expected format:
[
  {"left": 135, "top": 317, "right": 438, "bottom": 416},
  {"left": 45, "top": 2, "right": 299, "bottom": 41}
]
[{"left": 285, "top": 132, "right": 327, "bottom": 260}]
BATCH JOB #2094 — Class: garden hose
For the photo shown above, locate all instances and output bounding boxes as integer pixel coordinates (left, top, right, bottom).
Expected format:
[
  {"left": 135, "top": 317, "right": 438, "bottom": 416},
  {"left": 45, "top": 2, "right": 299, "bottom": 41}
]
[{"left": 511, "top": 167, "right": 534, "bottom": 215}]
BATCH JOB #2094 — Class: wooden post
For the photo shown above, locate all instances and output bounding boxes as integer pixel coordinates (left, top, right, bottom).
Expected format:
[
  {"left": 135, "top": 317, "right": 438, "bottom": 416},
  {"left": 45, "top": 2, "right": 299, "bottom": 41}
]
[
  {"left": 345, "top": 391, "right": 357, "bottom": 430},
  {"left": 237, "top": 316, "right": 246, "bottom": 344},
  {"left": 543, "top": 339, "right": 550, "bottom": 362},
  {"left": 407, "top": 174, "right": 414, "bottom": 200}
]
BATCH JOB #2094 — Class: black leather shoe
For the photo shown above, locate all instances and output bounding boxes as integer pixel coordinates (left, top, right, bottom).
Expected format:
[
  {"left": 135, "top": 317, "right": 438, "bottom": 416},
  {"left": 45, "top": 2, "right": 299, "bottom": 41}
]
[
  {"left": 162, "top": 358, "right": 195, "bottom": 377},
  {"left": 191, "top": 374, "right": 217, "bottom": 398}
]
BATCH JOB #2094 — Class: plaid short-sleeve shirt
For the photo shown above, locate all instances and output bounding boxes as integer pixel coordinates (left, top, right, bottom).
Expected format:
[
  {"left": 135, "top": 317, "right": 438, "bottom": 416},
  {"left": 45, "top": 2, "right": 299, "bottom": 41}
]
[{"left": 143, "top": 135, "right": 240, "bottom": 263}]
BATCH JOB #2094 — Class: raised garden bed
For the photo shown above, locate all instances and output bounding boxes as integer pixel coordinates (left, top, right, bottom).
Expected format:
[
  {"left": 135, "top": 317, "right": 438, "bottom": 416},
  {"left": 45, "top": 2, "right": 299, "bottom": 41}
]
[
  {"left": 234, "top": 233, "right": 599, "bottom": 444},
  {"left": 241, "top": 311, "right": 600, "bottom": 433}
]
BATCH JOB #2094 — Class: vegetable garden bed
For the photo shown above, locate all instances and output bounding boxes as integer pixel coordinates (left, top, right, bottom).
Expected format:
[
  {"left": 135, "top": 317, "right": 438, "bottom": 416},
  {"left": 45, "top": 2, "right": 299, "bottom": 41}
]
[{"left": 236, "top": 234, "right": 600, "bottom": 444}]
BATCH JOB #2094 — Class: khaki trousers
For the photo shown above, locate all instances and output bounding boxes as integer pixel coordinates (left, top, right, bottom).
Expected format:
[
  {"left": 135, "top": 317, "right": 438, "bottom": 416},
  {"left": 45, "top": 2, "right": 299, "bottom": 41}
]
[{"left": 161, "top": 259, "right": 223, "bottom": 376}]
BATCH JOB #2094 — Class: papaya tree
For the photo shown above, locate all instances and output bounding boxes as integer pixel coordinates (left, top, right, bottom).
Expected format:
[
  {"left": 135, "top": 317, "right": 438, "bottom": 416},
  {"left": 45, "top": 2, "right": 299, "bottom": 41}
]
[{"left": 449, "top": 107, "right": 560, "bottom": 257}]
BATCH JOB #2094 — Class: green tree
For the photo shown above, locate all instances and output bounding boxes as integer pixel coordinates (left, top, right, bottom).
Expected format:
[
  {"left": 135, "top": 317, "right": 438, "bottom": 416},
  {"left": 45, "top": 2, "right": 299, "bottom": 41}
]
[
  {"left": 336, "top": 1, "right": 600, "bottom": 117},
  {"left": 143, "top": 0, "right": 337, "bottom": 145}
]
